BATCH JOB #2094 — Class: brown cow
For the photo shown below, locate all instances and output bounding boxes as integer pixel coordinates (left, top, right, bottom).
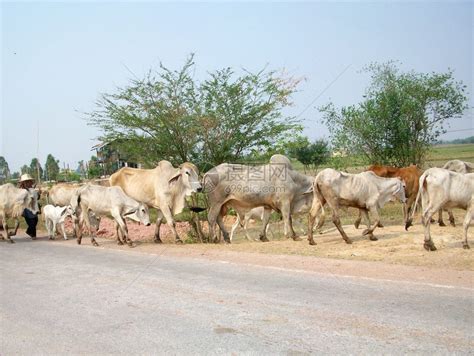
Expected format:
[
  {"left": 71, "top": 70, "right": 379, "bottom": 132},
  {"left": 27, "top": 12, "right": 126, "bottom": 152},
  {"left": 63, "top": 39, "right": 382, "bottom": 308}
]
[{"left": 354, "top": 164, "right": 421, "bottom": 230}]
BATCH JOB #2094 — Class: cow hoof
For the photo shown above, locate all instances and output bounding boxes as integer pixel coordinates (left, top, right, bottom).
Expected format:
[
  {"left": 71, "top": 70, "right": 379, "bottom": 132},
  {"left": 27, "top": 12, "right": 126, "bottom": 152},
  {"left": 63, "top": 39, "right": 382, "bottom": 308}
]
[
  {"left": 369, "top": 235, "right": 378, "bottom": 241},
  {"left": 308, "top": 240, "right": 317, "bottom": 246},
  {"left": 154, "top": 238, "right": 163, "bottom": 244},
  {"left": 213, "top": 238, "right": 220, "bottom": 244},
  {"left": 117, "top": 241, "right": 123, "bottom": 246},
  {"left": 362, "top": 229, "right": 370, "bottom": 236},
  {"left": 77, "top": 240, "right": 82, "bottom": 245},
  {"left": 292, "top": 236, "right": 302, "bottom": 241},
  {"left": 438, "top": 221, "right": 446, "bottom": 227},
  {"left": 463, "top": 243, "right": 470, "bottom": 250},
  {"left": 450, "top": 221, "right": 456, "bottom": 227},
  {"left": 64, "top": 237, "right": 68, "bottom": 240},
  {"left": 224, "top": 239, "right": 231, "bottom": 244},
  {"left": 345, "top": 239, "right": 353, "bottom": 244},
  {"left": 354, "top": 220, "right": 361, "bottom": 229},
  {"left": 127, "top": 243, "right": 134, "bottom": 248},
  {"left": 175, "top": 239, "right": 183, "bottom": 244},
  {"left": 92, "top": 242, "right": 99, "bottom": 247},
  {"left": 423, "top": 242, "right": 437, "bottom": 251},
  {"left": 260, "top": 236, "right": 269, "bottom": 242},
  {"left": 8, "top": 239, "right": 14, "bottom": 244},
  {"left": 404, "top": 221, "right": 412, "bottom": 231},
  {"left": 377, "top": 222, "right": 384, "bottom": 228}
]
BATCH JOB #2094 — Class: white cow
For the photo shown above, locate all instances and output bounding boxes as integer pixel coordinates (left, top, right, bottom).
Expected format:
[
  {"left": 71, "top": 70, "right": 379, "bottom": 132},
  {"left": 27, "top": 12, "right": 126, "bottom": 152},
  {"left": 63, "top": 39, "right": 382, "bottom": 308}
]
[
  {"left": 73, "top": 184, "right": 151, "bottom": 247},
  {"left": 205, "top": 155, "right": 313, "bottom": 243},
  {"left": 0, "top": 183, "right": 40, "bottom": 243},
  {"left": 110, "top": 161, "right": 202, "bottom": 244},
  {"left": 308, "top": 169, "right": 406, "bottom": 245},
  {"left": 43, "top": 204, "right": 74, "bottom": 240},
  {"left": 412, "top": 168, "right": 473, "bottom": 251},
  {"left": 437, "top": 160, "right": 474, "bottom": 227}
]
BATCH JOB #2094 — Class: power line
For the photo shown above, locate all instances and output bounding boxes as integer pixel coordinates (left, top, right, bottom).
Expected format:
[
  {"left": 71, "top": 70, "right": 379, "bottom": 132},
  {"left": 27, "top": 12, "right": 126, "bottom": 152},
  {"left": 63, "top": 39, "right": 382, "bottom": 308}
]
[
  {"left": 296, "top": 64, "right": 352, "bottom": 119},
  {"left": 444, "top": 128, "right": 473, "bottom": 133}
]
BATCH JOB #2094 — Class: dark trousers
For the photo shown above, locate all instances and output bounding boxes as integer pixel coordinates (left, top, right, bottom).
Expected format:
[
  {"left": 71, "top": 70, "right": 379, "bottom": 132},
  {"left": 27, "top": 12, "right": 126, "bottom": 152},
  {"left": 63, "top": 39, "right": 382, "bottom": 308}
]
[{"left": 23, "top": 209, "right": 38, "bottom": 238}]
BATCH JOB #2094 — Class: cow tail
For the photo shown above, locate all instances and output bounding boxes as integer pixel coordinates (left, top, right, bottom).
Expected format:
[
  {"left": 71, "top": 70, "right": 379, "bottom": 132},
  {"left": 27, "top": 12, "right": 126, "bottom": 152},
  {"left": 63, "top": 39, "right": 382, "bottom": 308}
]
[
  {"left": 313, "top": 180, "right": 326, "bottom": 229},
  {"left": 407, "top": 172, "right": 427, "bottom": 230}
]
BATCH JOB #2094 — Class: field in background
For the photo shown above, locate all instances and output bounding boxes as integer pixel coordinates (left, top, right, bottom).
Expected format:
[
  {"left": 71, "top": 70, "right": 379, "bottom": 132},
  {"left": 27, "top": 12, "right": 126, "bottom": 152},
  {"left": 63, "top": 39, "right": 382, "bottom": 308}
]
[{"left": 291, "top": 143, "right": 474, "bottom": 175}]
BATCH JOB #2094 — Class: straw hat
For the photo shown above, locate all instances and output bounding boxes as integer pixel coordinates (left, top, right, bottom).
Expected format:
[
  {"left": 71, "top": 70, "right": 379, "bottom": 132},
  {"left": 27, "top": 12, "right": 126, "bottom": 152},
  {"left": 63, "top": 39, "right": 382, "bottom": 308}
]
[{"left": 19, "top": 174, "right": 35, "bottom": 183}]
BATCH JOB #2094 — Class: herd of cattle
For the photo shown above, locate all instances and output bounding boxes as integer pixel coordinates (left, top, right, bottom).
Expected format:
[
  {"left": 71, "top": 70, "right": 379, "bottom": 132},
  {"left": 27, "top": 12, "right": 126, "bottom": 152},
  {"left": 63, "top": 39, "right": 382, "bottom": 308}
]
[{"left": 0, "top": 155, "right": 472, "bottom": 252}]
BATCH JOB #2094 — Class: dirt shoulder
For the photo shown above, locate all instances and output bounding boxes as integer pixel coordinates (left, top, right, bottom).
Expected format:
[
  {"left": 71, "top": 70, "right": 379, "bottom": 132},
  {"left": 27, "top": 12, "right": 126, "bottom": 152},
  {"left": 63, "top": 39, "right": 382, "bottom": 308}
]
[{"left": 36, "top": 232, "right": 474, "bottom": 290}]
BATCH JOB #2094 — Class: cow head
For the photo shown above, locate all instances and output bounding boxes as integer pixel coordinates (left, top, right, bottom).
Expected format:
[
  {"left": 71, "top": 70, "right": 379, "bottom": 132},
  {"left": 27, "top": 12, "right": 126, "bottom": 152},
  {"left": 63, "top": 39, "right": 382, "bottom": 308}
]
[
  {"left": 61, "top": 205, "right": 74, "bottom": 218},
  {"left": 392, "top": 180, "right": 407, "bottom": 204},
  {"left": 169, "top": 162, "right": 202, "bottom": 195},
  {"left": 125, "top": 203, "right": 151, "bottom": 226}
]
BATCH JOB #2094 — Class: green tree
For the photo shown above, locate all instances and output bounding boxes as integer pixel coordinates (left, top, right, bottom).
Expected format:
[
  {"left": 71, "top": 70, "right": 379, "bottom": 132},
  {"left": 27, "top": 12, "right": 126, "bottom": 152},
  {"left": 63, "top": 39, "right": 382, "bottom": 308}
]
[
  {"left": 29, "top": 158, "right": 43, "bottom": 182},
  {"left": 20, "top": 165, "right": 30, "bottom": 175},
  {"left": 86, "top": 55, "right": 301, "bottom": 170},
  {"left": 320, "top": 62, "right": 468, "bottom": 166},
  {"left": 44, "top": 154, "right": 60, "bottom": 181},
  {"left": 87, "top": 156, "right": 102, "bottom": 179},
  {"left": 0, "top": 156, "right": 10, "bottom": 183},
  {"left": 289, "top": 138, "right": 330, "bottom": 172}
]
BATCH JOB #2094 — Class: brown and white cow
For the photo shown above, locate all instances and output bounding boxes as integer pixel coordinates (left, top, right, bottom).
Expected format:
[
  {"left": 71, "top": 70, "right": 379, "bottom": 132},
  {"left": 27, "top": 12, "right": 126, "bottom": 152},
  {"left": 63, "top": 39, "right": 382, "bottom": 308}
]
[
  {"left": 308, "top": 169, "right": 406, "bottom": 245},
  {"left": 110, "top": 161, "right": 202, "bottom": 243},
  {"left": 411, "top": 168, "right": 473, "bottom": 251},
  {"left": 0, "top": 183, "right": 40, "bottom": 243},
  {"left": 360, "top": 164, "right": 421, "bottom": 230}
]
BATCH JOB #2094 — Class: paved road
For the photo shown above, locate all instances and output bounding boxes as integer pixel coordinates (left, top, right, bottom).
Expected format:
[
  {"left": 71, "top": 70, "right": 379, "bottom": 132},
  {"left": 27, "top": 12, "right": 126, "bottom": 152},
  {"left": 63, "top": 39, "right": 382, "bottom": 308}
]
[{"left": 1, "top": 239, "right": 473, "bottom": 355}]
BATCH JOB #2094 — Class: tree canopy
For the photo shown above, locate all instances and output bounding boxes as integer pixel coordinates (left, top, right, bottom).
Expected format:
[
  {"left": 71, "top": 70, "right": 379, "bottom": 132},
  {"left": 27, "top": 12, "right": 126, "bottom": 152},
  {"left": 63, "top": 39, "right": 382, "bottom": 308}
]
[
  {"left": 86, "top": 55, "right": 302, "bottom": 170},
  {"left": 320, "top": 62, "right": 468, "bottom": 166}
]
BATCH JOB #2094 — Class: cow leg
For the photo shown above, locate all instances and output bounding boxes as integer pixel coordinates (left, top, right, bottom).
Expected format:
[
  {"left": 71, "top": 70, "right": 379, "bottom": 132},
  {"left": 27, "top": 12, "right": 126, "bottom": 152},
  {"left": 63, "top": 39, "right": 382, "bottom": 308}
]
[
  {"left": 112, "top": 212, "right": 131, "bottom": 247},
  {"left": 282, "top": 204, "right": 299, "bottom": 241},
  {"left": 60, "top": 223, "right": 68, "bottom": 240},
  {"left": 354, "top": 209, "right": 362, "bottom": 229},
  {"left": 114, "top": 220, "right": 124, "bottom": 245},
  {"left": 229, "top": 218, "right": 239, "bottom": 242},
  {"left": 422, "top": 207, "right": 437, "bottom": 251},
  {"left": 448, "top": 209, "right": 456, "bottom": 227},
  {"left": 437, "top": 209, "right": 446, "bottom": 227},
  {"left": 362, "top": 207, "right": 380, "bottom": 241},
  {"left": 154, "top": 210, "right": 164, "bottom": 243},
  {"left": 258, "top": 209, "right": 271, "bottom": 242},
  {"left": 332, "top": 209, "right": 352, "bottom": 244},
  {"left": 161, "top": 206, "right": 182, "bottom": 244},
  {"left": 1, "top": 215, "right": 14, "bottom": 243},
  {"left": 11, "top": 218, "right": 20, "bottom": 237},
  {"left": 308, "top": 199, "right": 324, "bottom": 245},
  {"left": 50, "top": 221, "right": 57, "bottom": 240},
  {"left": 208, "top": 204, "right": 224, "bottom": 243},
  {"left": 74, "top": 211, "right": 83, "bottom": 244},
  {"left": 462, "top": 207, "right": 472, "bottom": 249}
]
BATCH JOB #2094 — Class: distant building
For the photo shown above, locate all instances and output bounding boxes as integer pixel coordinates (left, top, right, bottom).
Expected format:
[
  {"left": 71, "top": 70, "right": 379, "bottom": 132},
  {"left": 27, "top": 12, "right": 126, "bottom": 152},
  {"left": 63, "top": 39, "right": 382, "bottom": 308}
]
[{"left": 91, "top": 141, "right": 140, "bottom": 176}]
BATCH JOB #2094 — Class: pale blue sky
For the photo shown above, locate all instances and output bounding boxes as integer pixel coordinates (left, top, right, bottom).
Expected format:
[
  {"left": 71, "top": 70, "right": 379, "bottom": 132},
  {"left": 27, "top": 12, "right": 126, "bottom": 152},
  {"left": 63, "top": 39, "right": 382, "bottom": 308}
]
[{"left": 1, "top": 2, "right": 473, "bottom": 172}]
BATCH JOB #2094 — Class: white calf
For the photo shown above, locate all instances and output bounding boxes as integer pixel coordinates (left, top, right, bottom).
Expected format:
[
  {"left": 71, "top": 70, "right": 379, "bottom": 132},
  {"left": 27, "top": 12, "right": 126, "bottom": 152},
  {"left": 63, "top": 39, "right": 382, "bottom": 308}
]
[{"left": 43, "top": 204, "right": 74, "bottom": 240}]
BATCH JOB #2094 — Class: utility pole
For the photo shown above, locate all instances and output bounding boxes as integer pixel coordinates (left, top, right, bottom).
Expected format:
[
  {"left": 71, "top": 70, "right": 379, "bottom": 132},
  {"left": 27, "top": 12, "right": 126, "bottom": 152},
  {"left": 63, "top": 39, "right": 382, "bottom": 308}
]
[{"left": 36, "top": 120, "right": 41, "bottom": 183}]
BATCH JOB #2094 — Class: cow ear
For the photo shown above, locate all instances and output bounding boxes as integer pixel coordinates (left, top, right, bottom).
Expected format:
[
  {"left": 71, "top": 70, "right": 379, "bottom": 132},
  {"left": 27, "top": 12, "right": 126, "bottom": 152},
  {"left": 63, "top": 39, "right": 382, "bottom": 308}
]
[
  {"left": 168, "top": 170, "right": 181, "bottom": 185},
  {"left": 123, "top": 207, "right": 136, "bottom": 216},
  {"left": 60, "top": 207, "right": 68, "bottom": 217}
]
